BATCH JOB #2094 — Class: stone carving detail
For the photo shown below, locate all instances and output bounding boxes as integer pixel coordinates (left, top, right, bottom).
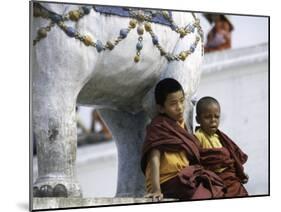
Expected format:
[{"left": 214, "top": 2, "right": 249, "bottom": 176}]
[{"left": 33, "top": 184, "right": 68, "bottom": 198}]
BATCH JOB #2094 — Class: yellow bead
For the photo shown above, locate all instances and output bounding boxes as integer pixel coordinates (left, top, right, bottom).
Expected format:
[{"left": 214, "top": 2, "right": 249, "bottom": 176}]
[
  {"left": 162, "top": 11, "right": 170, "bottom": 19},
  {"left": 179, "top": 28, "right": 186, "bottom": 38},
  {"left": 69, "top": 10, "right": 80, "bottom": 21},
  {"left": 106, "top": 41, "right": 114, "bottom": 50},
  {"left": 33, "top": 7, "right": 41, "bottom": 17},
  {"left": 134, "top": 55, "right": 140, "bottom": 63},
  {"left": 129, "top": 19, "right": 137, "bottom": 28},
  {"left": 41, "top": 10, "right": 49, "bottom": 18},
  {"left": 179, "top": 51, "right": 187, "bottom": 61},
  {"left": 144, "top": 22, "right": 152, "bottom": 32},
  {"left": 38, "top": 28, "right": 47, "bottom": 38},
  {"left": 160, "top": 50, "right": 166, "bottom": 56},
  {"left": 83, "top": 35, "right": 92, "bottom": 46},
  {"left": 138, "top": 14, "right": 145, "bottom": 22}
]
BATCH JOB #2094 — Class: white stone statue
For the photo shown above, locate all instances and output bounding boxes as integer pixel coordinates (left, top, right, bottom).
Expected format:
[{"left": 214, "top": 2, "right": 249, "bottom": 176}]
[{"left": 31, "top": 2, "right": 203, "bottom": 198}]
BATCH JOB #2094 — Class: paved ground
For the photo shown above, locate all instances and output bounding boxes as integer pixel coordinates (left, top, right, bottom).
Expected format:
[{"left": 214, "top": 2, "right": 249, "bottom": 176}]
[{"left": 76, "top": 141, "right": 118, "bottom": 197}]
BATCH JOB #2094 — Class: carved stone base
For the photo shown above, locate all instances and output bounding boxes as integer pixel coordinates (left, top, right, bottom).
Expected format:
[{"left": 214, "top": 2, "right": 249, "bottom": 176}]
[{"left": 33, "top": 176, "right": 82, "bottom": 198}]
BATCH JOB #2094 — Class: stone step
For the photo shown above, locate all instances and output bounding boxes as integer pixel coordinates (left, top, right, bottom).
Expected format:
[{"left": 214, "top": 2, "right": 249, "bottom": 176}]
[{"left": 33, "top": 197, "right": 177, "bottom": 210}]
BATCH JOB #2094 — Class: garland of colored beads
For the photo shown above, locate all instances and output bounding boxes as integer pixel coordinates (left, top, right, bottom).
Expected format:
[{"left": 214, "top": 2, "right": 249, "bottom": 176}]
[
  {"left": 33, "top": 3, "right": 204, "bottom": 63},
  {"left": 161, "top": 10, "right": 204, "bottom": 56}
]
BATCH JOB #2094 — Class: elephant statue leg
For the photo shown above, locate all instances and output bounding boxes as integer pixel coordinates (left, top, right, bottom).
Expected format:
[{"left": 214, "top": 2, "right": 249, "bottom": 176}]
[
  {"left": 31, "top": 13, "right": 96, "bottom": 197},
  {"left": 32, "top": 80, "right": 82, "bottom": 198},
  {"left": 98, "top": 109, "right": 150, "bottom": 197}
]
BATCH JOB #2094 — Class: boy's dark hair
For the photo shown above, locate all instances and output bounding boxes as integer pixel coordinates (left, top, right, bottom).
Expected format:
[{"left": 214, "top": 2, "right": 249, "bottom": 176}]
[
  {"left": 154, "top": 78, "right": 184, "bottom": 106},
  {"left": 196, "top": 96, "right": 220, "bottom": 116}
]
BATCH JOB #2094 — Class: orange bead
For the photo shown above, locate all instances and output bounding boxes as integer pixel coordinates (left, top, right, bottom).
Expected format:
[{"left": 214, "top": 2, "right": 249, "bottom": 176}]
[{"left": 83, "top": 35, "right": 93, "bottom": 46}]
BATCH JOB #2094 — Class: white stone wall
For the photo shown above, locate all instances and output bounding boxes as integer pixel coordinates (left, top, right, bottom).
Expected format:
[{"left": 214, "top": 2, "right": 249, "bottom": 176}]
[{"left": 195, "top": 43, "right": 268, "bottom": 195}]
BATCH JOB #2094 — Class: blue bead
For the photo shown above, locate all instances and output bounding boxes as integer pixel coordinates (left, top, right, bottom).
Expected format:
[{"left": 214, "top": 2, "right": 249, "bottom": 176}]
[
  {"left": 190, "top": 44, "right": 196, "bottom": 53},
  {"left": 136, "top": 42, "right": 143, "bottom": 51},
  {"left": 137, "top": 26, "right": 144, "bottom": 35},
  {"left": 120, "top": 29, "right": 129, "bottom": 39},
  {"left": 82, "top": 6, "right": 91, "bottom": 14},
  {"left": 96, "top": 40, "right": 104, "bottom": 52},
  {"left": 152, "top": 36, "right": 159, "bottom": 45},
  {"left": 50, "top": 14, "right": 62, "bottom": 23},
  {"left": 185, "top": 24, "right": 195, "bottom": 33},
  {"left": 190, "top": 25, "right": 195, "bottom": 32},
  {"left": 66, "top": 27, "right": 76, "bottom": 37},
  {"left": 170, "top": 24, "right": 177, "bottom": 31}
]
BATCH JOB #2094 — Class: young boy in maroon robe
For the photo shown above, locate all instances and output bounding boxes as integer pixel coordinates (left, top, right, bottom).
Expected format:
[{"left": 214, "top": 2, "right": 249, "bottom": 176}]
[
  {"left": 141, "top": 78, "right": 226, "bottom": 201},
  {"left": 194, "top": 96, "right": 249, "bottom": 197}
]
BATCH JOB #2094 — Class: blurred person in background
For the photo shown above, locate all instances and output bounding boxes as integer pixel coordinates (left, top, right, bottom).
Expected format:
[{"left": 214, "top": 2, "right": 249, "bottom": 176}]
[
  {"left": 76, "top": 107, "right": 112, "bottom": 145},
  {"left": 90, "top": 109, "right": 112, "bottom": 141},
  {"left": 204, "top": 14, "right": 233, "bottom": 53}
]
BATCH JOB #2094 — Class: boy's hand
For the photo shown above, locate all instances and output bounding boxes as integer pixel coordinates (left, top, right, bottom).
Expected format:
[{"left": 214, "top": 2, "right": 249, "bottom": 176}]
[{"left": 145, "top": 191, "right": 163, "bottom": 201}]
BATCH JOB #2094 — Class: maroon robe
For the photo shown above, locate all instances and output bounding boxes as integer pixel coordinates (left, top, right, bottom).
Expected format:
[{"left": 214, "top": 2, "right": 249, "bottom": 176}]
[
  {"left": 141, "top": 115, "right": 226, "bottom": 200},
  {"left": 198, "top": 128, "right": 248, "bottom": 197}
]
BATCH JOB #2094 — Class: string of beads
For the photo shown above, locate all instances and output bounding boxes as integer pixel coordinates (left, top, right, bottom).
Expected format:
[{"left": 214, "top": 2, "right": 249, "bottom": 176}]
[{"left": 33, "top": 3, "right": 204, "bottom": 63}]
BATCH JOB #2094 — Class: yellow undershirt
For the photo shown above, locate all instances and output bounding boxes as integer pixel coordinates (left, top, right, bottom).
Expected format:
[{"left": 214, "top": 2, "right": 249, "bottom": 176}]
[
  {"left": 194, "top": 128, "right": 223, "bottom": 148},
  {"left": 145, "top": 121, "right": 189, "bottom": 193},
  {"left": 194, "top": 128, "right": 225, "bottom": 172},
  {"left": 145, "top": 150, "right": 189, "bottom": 193}
]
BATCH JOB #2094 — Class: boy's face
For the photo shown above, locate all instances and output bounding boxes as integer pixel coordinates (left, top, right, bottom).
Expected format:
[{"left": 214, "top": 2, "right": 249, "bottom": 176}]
[
  {"left": 196, "top": 102, "right": 220, "bottom": 136},
  {"left": 159, "top": 90, "right": 185, "bottom": 124}
]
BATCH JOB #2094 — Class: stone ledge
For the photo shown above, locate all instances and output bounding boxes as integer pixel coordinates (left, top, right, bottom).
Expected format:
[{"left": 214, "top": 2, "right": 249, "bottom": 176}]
[
  {"left": 203, "top": 43, "right": 268, "bottom": 74},
  {"left": 32, "top": 197, "right": 178, "bottom": 210}
]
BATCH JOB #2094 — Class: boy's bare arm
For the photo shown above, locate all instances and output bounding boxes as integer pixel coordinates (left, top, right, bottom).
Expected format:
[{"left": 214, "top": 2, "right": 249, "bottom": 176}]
[{"left": 145, "top": 148, "right": 163, "bottom": 201}]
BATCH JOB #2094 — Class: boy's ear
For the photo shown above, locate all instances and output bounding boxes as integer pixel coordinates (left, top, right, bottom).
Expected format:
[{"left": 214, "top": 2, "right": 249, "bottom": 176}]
[{"left": 157, "top": 104, "right": 165, "bottom": 114}]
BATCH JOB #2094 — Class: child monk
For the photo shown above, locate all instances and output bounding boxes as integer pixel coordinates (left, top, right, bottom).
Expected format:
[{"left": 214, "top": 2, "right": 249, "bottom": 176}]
[
  {"left": 141, "top": 78, "right": 225, "bottom": 201},
  {"left": 194, "top": 96, "right": 249, "bottom": 197}
]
